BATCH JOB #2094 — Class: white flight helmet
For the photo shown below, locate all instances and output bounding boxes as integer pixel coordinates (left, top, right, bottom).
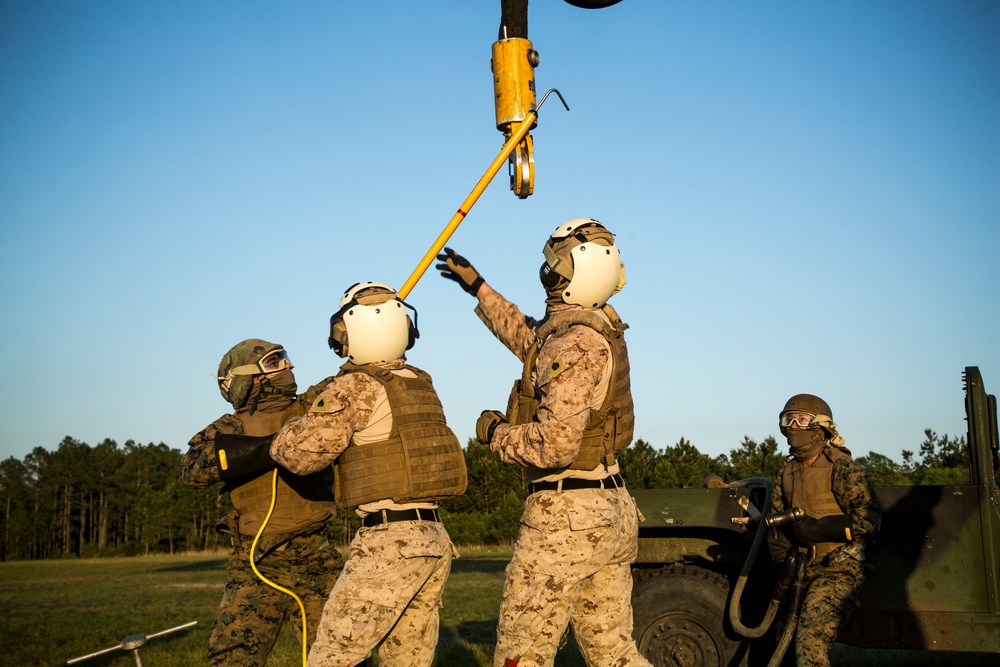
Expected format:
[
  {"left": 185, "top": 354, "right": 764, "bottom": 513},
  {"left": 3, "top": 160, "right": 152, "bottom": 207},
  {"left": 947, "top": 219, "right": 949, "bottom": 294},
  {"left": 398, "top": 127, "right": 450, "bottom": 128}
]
[
  {"left": 540, "top": 218, "right": 626, "bottom": 307},
  {"left": 328, "top": 282, "right": 418, "bottom": 365}
]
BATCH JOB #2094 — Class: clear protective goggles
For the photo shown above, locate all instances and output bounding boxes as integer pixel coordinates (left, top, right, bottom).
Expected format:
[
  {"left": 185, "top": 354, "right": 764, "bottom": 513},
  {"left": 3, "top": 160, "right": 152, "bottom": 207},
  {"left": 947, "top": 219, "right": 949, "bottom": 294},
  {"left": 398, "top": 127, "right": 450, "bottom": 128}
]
[
  {"left": 779, "top": 411, "right": 815, "bottom": 429},
  {"left": 223, "top": 349, "right": 293, "bottom": 380}
]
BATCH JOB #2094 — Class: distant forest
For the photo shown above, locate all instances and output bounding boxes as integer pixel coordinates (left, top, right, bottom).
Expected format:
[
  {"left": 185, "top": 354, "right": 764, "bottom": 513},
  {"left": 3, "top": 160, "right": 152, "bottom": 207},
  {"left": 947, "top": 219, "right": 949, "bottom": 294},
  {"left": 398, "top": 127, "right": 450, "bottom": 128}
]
[{"left": 0, "top": 430, "right": 972, "bottom": 561}]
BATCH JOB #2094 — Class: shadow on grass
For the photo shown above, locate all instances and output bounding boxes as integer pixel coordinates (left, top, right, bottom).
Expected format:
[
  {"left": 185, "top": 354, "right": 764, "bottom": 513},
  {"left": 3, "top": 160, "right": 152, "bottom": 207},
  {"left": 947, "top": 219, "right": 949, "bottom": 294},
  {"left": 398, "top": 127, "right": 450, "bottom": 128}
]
[
  {"left": 438, "top": 622, "right": 491, "bottom": 665},
  {"left": 154, "top": 558, "right": 227, "bottom": 573},
  {"left": 449, "top": 557, "right": 509, "bottom": 575}
]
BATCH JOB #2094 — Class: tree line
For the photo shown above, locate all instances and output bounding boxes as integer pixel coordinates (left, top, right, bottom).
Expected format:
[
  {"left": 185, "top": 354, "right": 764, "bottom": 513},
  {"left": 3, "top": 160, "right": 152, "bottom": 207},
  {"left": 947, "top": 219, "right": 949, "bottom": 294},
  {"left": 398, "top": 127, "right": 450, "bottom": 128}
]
[{"left": 0, "top": 429, "right": 971, "bottom": 561}]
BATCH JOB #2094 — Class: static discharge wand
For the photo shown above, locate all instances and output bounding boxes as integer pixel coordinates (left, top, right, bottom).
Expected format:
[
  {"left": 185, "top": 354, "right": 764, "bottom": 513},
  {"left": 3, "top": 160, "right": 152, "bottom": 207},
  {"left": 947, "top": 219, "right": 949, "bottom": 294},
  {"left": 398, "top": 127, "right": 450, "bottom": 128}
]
[{"left": 398, "top": 88, "right": 568, "bottom": 300}]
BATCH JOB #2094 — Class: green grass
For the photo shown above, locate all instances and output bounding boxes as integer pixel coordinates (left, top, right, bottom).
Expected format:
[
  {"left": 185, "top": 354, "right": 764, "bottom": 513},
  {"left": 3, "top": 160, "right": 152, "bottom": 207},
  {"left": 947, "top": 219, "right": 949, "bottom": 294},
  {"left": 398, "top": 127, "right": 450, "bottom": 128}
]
[{"left": 0, "top": 552, "right": 994, "bottom": 667}]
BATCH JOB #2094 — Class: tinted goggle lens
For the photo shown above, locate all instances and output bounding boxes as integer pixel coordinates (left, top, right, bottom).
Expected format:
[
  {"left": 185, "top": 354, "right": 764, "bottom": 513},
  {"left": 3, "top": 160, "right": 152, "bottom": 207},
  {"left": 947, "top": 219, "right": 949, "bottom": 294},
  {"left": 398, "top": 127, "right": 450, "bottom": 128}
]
[
  {"left": 258, "top": 349, "right": 291, "bottom": 373},
  {"left": 780, "top": 411, "right": 814, "bottom": 428}
]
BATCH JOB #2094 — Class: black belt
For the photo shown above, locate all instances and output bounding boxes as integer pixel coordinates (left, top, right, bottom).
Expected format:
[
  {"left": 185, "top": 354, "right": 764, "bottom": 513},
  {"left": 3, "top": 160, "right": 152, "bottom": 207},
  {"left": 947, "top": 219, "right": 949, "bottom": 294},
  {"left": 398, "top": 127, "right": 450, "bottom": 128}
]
[
  {"left": 529, "top": 473, "right": 624, "bottom": 495},
  {"left": 361, "top": 508, "right": 440, "bottom": 527}
]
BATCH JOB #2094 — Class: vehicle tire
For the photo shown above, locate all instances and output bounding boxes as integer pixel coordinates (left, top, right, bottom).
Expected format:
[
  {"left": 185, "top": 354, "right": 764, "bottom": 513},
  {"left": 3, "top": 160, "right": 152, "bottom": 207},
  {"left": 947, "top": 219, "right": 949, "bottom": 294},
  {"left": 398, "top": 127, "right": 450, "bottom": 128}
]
[{"left": 632, "top": 564, "right": 746, "bottom": 667}]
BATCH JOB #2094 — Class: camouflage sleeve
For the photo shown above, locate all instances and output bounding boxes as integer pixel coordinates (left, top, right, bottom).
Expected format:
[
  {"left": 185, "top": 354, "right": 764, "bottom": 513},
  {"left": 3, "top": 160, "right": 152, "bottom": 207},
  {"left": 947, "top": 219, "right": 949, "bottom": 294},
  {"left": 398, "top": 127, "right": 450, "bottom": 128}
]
[
  {"left": 491, "top": 325, "right": 609, "bottom": 469},
  {"left": 833, "top": 457, "right": 882, "bottom": 539},
  {"left": 178, "top": 414, "right": 241, "bottom": 489},
  {"left": 771, "top": 467, "right": 789, "bottom": 513},
  {"left": 270, "top": 373, "right": 380, "bottom": 475},
  {"left": 297, "top": 376, "right": 335, "bottom": 409},
  {"left": 473, "top": 288, "right": 540, "bottom": 362}
]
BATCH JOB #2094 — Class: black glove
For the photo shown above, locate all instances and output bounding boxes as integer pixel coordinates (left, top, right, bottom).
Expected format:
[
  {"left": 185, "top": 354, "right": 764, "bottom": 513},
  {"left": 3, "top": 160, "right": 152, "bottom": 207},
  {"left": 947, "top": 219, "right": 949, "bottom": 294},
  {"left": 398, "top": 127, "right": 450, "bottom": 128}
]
[
  {"left": 476, "top": 410, "right": 506, "bottom": 445},
  {"left": 214, "top": 434, "right": 277, "bottom": 481},
  {"left": 792, "top": 515, "right": 853, "bottom": 545},
  {"left": 767, "top": 528, "right": 793, "bottom": 564},
  {"left": 436, "top": 247, "right": 485, "bottom": 296}
]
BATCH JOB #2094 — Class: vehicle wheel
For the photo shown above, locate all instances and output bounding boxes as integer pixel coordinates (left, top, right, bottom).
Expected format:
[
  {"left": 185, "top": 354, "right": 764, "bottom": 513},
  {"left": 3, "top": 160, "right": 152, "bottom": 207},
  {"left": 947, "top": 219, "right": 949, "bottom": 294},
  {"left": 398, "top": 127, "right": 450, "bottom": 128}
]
[{"left": 632, "top": 564, "right": 746, "bottom": 667}]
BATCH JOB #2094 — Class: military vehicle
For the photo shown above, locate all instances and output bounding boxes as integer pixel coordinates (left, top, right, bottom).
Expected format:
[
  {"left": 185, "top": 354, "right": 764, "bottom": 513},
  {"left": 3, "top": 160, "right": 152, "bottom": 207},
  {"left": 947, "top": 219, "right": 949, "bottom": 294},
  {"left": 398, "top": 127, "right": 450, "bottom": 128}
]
[{"left": 629, "top": 366, "right": 1000, "bottom": 666}]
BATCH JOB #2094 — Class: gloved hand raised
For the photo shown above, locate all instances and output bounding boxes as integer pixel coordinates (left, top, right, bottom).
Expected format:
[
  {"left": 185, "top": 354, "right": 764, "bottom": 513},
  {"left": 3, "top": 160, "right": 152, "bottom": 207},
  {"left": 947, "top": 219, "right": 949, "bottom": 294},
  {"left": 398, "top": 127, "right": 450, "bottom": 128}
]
[
  {"left": 436, "top": 247, "right": 485, "bottom": 297},
  {"left": 792, "top": 515, "right": 853, "bottom": 545},
  {"left": 476, "top": 410, "right": 506, "bottom": 445}
]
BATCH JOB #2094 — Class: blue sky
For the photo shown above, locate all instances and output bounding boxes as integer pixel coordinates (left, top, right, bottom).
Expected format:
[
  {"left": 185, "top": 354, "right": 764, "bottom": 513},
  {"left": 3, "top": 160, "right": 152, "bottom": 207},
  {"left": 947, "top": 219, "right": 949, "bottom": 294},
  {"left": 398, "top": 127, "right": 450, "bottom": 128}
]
[{"left": 2, "top": 1, "right": 998, "bottom": 466}]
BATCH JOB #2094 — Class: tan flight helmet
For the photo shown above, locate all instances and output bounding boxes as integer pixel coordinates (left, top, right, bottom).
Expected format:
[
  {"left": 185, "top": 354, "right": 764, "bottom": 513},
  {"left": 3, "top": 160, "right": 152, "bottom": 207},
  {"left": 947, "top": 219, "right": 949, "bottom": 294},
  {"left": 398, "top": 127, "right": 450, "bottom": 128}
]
[
  {"left": 328, "top": 282, "right": 418, "bottom": 365},
  {"left": 539, "top": 218, "right": 626, "bottom": 307},
  {"left": 216, "top": 339, "right": 293, "bottom": 409}
]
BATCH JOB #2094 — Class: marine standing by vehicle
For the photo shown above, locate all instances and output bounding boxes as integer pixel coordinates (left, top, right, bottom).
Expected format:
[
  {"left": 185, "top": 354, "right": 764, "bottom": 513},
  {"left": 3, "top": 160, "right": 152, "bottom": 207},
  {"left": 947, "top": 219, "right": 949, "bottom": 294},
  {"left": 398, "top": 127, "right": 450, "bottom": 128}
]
[{"left": 768, "top": 393, "right": 882, "bottom": 667}]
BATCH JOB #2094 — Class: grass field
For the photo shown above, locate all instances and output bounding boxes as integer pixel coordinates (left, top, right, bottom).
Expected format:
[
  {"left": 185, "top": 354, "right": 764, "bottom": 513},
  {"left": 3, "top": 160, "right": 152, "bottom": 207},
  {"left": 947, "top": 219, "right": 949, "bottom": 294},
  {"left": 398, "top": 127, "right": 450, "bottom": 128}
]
[{"left": 0, "top": 552, "right": 994, "bottom": 667}]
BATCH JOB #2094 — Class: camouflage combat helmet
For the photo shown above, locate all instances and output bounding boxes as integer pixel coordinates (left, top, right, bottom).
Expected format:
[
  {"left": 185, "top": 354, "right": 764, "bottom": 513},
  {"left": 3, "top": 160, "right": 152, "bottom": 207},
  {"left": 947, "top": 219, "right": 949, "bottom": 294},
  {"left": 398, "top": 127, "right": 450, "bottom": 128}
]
[{"left": 216, "top": 338, "right": 291, "bottom": 409}]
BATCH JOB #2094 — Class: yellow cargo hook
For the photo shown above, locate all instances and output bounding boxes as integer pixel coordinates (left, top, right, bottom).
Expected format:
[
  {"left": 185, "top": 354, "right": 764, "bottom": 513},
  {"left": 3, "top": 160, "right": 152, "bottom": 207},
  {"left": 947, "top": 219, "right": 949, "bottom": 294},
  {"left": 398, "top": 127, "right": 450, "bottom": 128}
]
[{"left": 398, "top": 88, "right": 569, "bottom": 299}]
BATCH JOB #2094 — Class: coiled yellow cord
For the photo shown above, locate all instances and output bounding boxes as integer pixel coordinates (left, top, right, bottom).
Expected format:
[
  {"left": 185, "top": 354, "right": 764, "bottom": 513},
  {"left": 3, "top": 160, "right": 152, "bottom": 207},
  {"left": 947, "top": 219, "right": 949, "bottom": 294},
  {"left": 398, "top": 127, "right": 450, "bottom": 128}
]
[{"left": 249, "top": 469, "right": 309, "bottom": 667}]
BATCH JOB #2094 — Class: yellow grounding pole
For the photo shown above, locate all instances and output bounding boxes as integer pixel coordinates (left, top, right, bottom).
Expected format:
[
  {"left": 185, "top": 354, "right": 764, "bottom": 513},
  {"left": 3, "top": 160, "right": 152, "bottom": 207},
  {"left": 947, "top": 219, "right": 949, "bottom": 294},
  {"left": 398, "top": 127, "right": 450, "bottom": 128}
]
[
  {"left": 249, "top": 470, "right": 310, "bottom": 667},
  {"left": 397, "top": 111, "right": 538, "bottom": 300}
]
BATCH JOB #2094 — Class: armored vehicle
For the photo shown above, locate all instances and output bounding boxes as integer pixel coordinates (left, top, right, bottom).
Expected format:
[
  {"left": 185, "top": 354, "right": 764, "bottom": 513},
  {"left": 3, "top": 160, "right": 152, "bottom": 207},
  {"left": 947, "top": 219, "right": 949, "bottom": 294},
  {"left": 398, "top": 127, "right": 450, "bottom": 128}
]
[{"left": 629, "top": 366, "right": 1000, "bottom": 666}]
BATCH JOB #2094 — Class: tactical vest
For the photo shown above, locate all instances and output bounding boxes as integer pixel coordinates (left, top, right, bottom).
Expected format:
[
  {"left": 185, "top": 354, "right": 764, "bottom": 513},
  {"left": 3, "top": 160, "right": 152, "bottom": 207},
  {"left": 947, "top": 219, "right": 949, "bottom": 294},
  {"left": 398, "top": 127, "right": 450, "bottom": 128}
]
[
  {"left": 229, "top": 401, "right": 335, "bottom": 536},
  {"left": 506, "top": 305, "right": 634, "bottom": 470},
  {"left": 781, "top": 445, "right": 849, "bottom": 562},
  {"left": 333, "top": 363, "right": 468, "bottom": 509}
]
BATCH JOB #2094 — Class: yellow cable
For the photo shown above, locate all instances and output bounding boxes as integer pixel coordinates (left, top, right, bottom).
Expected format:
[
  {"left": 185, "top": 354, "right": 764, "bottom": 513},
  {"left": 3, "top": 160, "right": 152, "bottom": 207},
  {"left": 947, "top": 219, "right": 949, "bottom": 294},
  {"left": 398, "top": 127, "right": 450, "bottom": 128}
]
[{"left": 249, "top": 469, "right": 309, "bottom": 667}]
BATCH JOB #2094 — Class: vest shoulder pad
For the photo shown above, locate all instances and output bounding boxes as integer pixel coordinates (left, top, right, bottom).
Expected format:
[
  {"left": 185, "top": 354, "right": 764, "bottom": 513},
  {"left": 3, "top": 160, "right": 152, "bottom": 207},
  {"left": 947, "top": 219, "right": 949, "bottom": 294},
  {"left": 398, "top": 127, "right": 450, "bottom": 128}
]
[
  {"left": 538, "top": 309, "right": 615, "bottom": 341},
  {"left": 823, "top": 445, "right": 852, "bottom": 464}
]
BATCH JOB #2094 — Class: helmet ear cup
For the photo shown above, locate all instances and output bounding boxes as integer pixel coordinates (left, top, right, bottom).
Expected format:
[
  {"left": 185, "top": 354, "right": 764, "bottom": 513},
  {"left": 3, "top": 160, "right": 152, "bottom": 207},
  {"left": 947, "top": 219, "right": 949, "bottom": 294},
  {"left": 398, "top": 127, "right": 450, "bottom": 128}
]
[{"left": 405, "top": 314, "right": 418, "bottom": 350}]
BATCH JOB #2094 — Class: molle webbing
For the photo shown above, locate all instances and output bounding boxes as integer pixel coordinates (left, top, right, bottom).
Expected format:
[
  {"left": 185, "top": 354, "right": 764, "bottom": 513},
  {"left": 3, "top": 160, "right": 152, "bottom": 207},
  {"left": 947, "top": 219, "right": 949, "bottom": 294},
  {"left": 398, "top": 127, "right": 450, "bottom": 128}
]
[
  {"left": 334, "top": 364, "right": 467, "bottom": 508},
  {"left": 230, "top": 403, "right": 334, "bottom": 536},
  {"left": 783, "top": 446, "right": 849, "bottom": 561},
  {"left": 231, "top": 467, "right": 335, "bottom": 536},
  {"left": 507, "top": 305, "right": 634, "bottom": 470}
]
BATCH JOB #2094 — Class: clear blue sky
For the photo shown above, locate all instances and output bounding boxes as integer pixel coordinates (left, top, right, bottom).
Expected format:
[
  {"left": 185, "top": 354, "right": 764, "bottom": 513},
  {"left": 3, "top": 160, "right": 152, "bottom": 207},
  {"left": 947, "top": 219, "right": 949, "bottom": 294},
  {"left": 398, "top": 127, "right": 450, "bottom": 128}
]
[{"left": 2, "top": 1, "right": 998, "bottom": 466}]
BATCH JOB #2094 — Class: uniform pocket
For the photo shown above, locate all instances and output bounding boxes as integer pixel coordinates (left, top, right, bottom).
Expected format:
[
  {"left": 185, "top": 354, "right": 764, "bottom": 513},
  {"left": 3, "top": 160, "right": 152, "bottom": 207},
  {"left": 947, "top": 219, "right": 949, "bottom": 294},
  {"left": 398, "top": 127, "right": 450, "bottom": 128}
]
[
  {"left": 567, "top": 503, "right": 614, "bottom": 531},
  {"left": 396, "top": 537, "right": 444, "bottom": 560}
]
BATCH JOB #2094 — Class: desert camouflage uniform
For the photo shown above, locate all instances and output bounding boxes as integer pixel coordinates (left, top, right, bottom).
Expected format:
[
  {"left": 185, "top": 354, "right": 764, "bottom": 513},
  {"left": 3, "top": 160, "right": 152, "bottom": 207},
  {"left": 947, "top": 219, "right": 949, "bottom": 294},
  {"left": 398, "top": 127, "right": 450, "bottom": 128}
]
[
  {"left": 475, "top": 290, "right": 652, "bottom": 667},
  {"left": 270, "top": 359, "right": 459, "bottom": 667},
  {"left": 179, "top": 389, "right": 344, "bottom": 667},
  {"left": 772, "top": 447, "right": 881, "bottom": 667}
]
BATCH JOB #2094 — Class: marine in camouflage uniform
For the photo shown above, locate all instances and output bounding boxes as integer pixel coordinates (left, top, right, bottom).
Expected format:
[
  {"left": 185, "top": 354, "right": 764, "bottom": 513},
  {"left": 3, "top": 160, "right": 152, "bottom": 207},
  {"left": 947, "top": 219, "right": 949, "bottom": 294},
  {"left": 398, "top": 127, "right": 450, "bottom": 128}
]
[
  {"left": 179, "top": 339, "right": 344, "bottom": 667},
  {"left": 437, "top": 219, "right": 653, "bottom": 667},
  {"left": 768, "top": 394, "right": 882, "bottom": 667},
  {"left": 270, "top": 282, "right": 467, "bottom": 667}
]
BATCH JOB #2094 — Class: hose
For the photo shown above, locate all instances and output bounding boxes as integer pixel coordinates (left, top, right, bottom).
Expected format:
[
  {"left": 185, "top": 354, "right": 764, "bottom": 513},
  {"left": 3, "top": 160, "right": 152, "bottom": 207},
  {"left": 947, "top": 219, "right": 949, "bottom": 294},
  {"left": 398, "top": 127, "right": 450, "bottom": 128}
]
[
  {"left": 726, "top": 477, "right": 779, "bottom": 638},
  {"left": 767, "top": 551, "right": 807, "bottom": 667},
  {"left": 249, "top": 469, "right": 309, "bottom": 667}
]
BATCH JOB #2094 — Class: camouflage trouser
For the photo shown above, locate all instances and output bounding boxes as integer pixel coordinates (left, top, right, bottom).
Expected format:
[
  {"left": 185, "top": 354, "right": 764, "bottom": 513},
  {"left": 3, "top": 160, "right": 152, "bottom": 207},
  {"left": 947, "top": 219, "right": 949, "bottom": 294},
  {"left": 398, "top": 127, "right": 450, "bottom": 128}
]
[
  {"left": 307, "top": 520, "right": 455, "bottom": 667},
  {"left": 793, "top": 553, "right": 865, "bottom": 667},
  {"left": 494, "top": 486, "right": 653, "bottom": 667},
  {"left": 209, "top": 530, "right": 344, "bottom": 667}
]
